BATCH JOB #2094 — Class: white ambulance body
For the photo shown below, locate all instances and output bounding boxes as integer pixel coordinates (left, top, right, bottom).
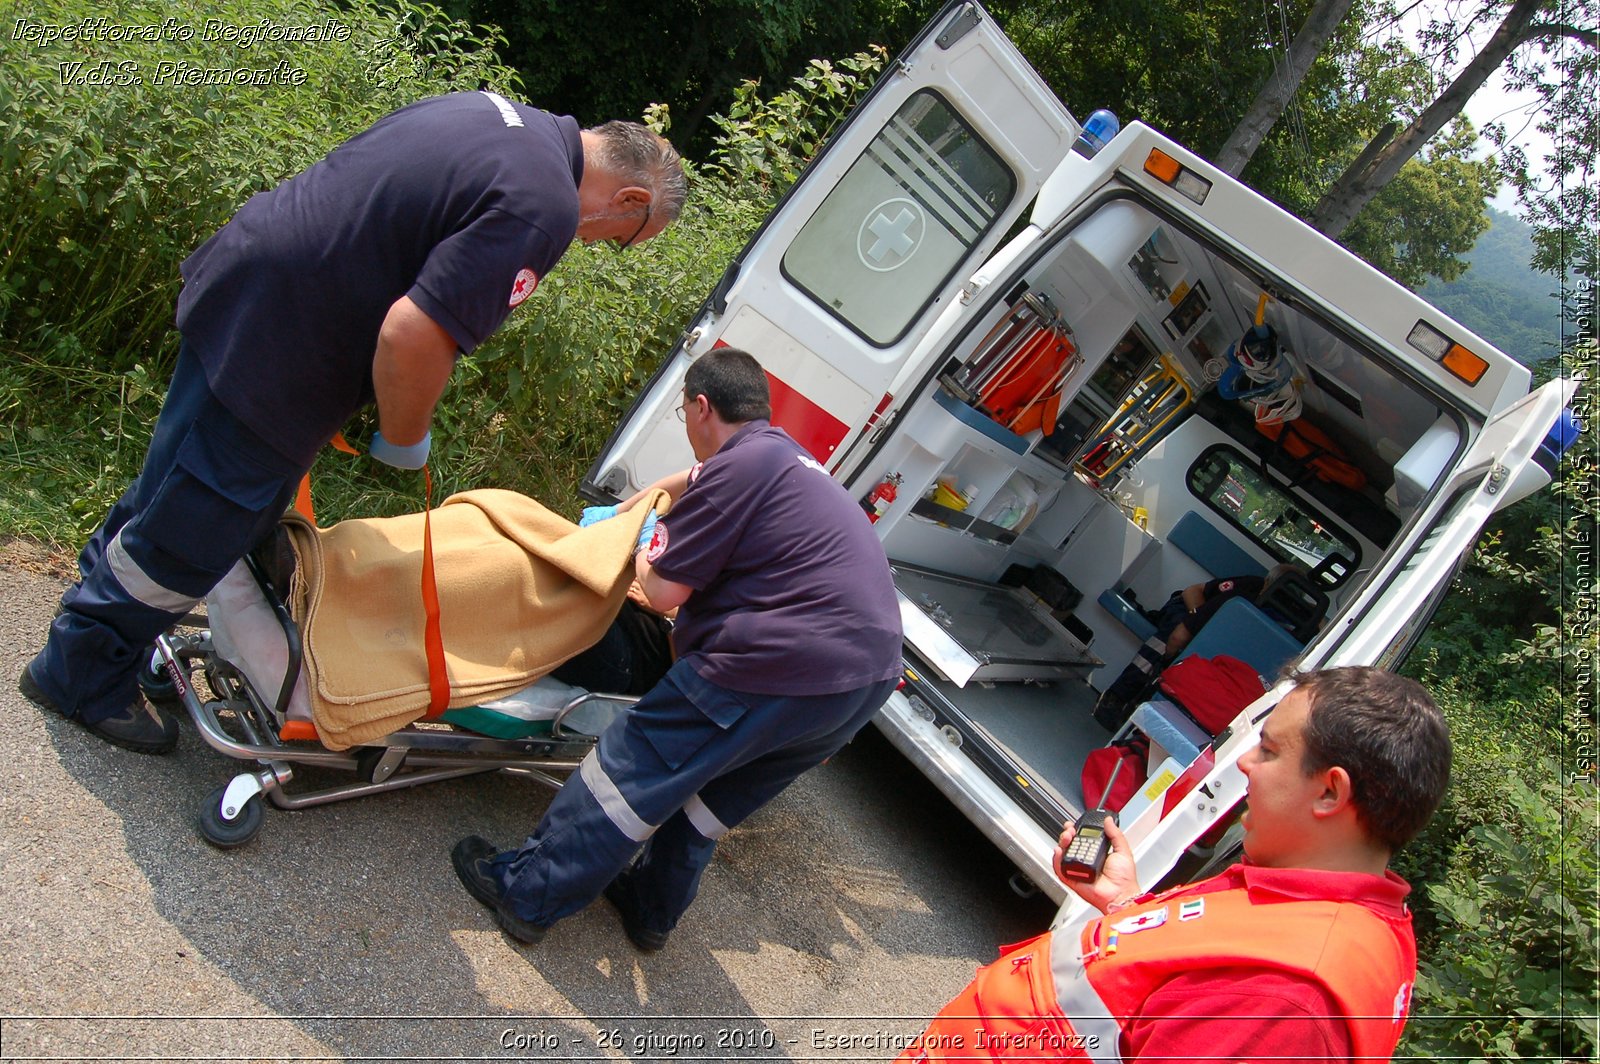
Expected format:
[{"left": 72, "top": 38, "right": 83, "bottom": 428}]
[{"left": 583, "top": 0, "right": 1576, "bottom": 903}]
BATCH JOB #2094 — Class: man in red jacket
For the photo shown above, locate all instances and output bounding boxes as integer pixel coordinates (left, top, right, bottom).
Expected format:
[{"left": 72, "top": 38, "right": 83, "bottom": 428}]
[{"left": 900, "top": 665, "right": 1450, "bottom": 1063}]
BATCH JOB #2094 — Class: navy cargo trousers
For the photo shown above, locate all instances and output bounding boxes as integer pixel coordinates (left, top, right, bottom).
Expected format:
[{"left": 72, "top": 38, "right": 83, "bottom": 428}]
[
  {"left": 491, "top": 660, "right": 898, "bottom": 936},
  {"left": 29, "top": 344, "right": 306, "bottom": 724}
]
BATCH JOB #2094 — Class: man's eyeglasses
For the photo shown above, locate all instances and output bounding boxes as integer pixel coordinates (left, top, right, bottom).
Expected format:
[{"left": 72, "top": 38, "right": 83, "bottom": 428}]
[
  {"left": 674, "top": 396, "right": 691, "bottom": 422},
  {"left": 614, "top": 205, "right": 652, "bottom": 252}
]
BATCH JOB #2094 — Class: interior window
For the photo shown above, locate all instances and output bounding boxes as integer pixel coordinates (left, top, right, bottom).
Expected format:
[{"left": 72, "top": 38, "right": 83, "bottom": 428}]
[
  {"left": 781, "top": 90, "right": 1016, "bottom": 345},
  {"left": 1187, "top": 445, "right": 1360, "bottom": 587}
]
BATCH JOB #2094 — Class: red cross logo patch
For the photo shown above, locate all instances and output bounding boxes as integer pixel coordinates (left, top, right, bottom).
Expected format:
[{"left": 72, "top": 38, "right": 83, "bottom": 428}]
[
  {"left": 1112, "top": 907, "right": 1169, "bottom": 935},
  {"left": 645, "top": 521, "right": 668, "bottom": 563},
  {"left": 509, "top": 268, "right": 539, "bottom": 307}
]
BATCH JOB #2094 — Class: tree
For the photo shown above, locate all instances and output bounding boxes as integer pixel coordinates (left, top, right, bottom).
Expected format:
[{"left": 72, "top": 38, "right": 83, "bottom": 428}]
[
  {"left": 1310, "top": 0, "right": 1596, "bottom": 239},
  {"left": 438, "top": 0, "right": 934, "bottom": 152},
  {"left": 1212, "top": 0, "right": 1358, "bottom": 176},
  {"left": 1339, "top": 121, "right": 1497, "bottom": 285},
  {"left": 1491, "top": 0, "right": 1599, "bottom": 275},
  {"left": 988, "top": 1, "right": 1492, "bottom": 282}
]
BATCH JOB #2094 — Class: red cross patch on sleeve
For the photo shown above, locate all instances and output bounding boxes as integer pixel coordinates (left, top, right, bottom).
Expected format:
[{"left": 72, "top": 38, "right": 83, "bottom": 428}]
[
  {"left": 645, "top": 521, "right": 668, "bottom": 563},
  {"left": 509, "top": 268, "right": 539, "bottom": 307}
]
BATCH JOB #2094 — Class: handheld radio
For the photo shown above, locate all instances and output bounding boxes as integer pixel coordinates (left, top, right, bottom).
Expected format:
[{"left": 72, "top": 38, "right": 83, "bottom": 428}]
[{"left": 1057, "top": 756, "right": 1127, "bottom": 882}]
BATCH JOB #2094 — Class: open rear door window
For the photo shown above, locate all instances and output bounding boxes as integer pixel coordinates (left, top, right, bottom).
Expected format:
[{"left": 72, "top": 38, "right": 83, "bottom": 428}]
[
  {"left": 583, "top": 0, "right": 1076, "bottom": 500},
  {"left": 781, "top": 91, "right": 1017, "bottom": 345}
]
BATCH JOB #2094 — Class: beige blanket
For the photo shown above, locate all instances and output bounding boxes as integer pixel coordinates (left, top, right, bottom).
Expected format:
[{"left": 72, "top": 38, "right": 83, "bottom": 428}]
[{"left": 282, "top": 488, "right": 664, "bottom": 750}]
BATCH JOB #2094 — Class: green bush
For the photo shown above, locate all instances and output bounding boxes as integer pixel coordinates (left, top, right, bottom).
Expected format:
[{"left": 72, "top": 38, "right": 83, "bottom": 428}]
[
  {"left": 1401, "top": 766, "right": 1598, "bottom": 1061},
  {"left": 0, "top": 25, "right": 885, "bottom": 538},
  {"left": 0, "top": 0, "right": 521, "bottom": 541},
  {"left": 1, "top": 0, "right": 520, "bottom": 371},
  {"left": 1390, "top": 677, "right": 1562, "bottom": 936}
]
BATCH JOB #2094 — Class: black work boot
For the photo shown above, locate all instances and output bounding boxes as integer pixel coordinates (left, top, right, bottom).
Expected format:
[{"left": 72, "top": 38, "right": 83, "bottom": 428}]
[
  {"left": 20, "top": 663, "right": 179, "bottom": 755},
  {"left": 450, "top": 836, "right": 548, "bottom": 946},
  {"left": 603, "top": 869, "right": 670, "bottom": 953}
]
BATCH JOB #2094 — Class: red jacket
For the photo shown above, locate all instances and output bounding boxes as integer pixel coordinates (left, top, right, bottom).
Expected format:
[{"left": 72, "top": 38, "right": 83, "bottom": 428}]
[{"left": 900, "top": 865, "right": 1416, "bottom": 1063}]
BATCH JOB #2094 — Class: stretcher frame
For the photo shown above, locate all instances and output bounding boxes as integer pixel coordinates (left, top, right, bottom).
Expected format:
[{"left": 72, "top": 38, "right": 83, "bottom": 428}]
[{"left": 149, "top": 552, "right": 635, "bottom": 847}]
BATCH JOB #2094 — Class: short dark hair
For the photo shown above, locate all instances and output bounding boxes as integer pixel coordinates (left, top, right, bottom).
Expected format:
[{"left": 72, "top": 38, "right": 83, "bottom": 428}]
[
  {"left": 683, "top": 347, "right": 772, "bottom": 424},
  {"left": 584, "top": 120, "right": 688, "bottom": 220},
  {"left": 1293, "top": 666, "right": 1451, "bottom": 852}
]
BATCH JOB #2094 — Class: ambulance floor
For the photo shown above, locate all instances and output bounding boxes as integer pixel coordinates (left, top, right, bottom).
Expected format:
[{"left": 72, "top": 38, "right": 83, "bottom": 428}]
[{"left": 922, "top": 672, "right": 1108, "bottom": 813}]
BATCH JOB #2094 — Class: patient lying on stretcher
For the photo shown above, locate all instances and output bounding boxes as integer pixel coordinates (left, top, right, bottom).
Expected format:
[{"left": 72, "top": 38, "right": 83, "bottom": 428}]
[
  {"left": 209, "top": 558, "right": 673, "bottom": 744},
  {"left": 207, "top": 488, "right": 672, "bottom": 749}
]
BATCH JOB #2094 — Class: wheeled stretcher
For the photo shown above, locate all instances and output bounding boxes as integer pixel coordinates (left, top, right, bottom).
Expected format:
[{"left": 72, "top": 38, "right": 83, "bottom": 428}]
[{"left": 145, "top": 551, "right": 637, "bottom": 848}]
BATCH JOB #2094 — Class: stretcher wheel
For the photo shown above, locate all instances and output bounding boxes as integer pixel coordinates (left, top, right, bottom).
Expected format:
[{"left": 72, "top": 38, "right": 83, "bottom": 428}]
[
  {"left": 137, "top": 652, "right": 179, "bottom": 705},
  {"left": 197, "top": 784, "right": 265, "bottom": 848}
]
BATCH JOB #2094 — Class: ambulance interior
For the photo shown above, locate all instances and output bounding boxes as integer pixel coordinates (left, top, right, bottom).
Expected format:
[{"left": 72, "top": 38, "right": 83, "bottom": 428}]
[{"left": 870, "top": 197, "right": 1460, "bottom": 828}]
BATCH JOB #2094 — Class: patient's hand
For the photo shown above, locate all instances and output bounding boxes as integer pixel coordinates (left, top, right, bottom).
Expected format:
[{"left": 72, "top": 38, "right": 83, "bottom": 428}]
[{"left": 627, "top": 580, "right": 678, "bottom": 620}]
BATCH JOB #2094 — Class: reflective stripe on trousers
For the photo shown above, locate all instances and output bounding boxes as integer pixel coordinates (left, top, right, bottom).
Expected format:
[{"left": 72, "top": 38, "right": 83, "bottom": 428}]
[
  {"left": 29, "top": 344, "right": 306, "bottom": 723},
  {"left": 493, "top": 663, "right": 896, "bottom": 932}
]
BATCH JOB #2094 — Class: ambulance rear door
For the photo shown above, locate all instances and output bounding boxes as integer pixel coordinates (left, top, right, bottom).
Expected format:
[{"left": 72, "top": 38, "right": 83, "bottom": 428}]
[{"left": 584, "top": 0, "right": 1077, "bottom": 498}]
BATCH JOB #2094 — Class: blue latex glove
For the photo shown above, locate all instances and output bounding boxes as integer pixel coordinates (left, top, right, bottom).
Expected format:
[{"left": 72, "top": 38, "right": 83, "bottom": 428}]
[
  {"left": 635, "top": 509, "right": 659, "bottom": 556},
  {"left": 370, "top": 430, "right": 430, "bottom": 470},
  {"left": 579, "top": 504, "right": 620, "bottom": 527}
]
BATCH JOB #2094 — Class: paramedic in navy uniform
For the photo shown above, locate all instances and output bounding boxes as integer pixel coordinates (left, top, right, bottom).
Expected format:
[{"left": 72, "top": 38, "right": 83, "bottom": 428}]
[
  {"left": 451, "top": 347, "right": 905, "bottom": 950},
  {"left": 19, "top": 91, "right": 686, "bottom": 754}
]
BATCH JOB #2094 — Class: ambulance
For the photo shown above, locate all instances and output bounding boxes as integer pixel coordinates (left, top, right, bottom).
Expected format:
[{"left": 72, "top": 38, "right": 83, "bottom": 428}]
[{"left": 582, "top": 0, "right": 1578, "bottom": 902}]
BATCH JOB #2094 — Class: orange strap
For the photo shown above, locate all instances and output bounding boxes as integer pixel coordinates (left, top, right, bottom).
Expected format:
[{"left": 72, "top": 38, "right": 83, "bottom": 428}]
[
  {"left": 293, "top": 432, "right": 447, "bottom": 714},
  {"left": 292, "top": 476, "right": 316, "bottom": 523},
  {"left": 292, "top": 432, "right": 361, "bottom": 523},
  {"left": 420, "top": 463, "right": 449, "bottom": 716}
]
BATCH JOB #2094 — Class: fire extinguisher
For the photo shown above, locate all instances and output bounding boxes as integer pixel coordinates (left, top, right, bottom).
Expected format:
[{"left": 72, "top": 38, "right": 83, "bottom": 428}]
[{"left": 861, "top": 472, "right": 902, "bottom": 523}]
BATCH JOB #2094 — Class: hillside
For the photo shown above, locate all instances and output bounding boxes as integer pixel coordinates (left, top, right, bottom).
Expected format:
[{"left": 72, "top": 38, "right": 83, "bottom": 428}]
[{"left": 1417, "top": 208, "right": 1565, "bottom": 368}]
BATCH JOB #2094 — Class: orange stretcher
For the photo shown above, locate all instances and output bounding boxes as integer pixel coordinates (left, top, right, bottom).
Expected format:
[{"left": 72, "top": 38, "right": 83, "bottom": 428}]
[{"left": 1256, "top": 416, "right": 1367, "bottom": 491}]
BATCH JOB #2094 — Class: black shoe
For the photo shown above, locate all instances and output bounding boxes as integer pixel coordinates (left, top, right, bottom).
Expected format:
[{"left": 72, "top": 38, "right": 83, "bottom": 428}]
[
  {"left": 603, "top": 871, "right": 670, "bottom": 953},
  {"left": 1092, "top": 693, "right": 1131, "bottom": 733},
  {"left": 20, "top": 664, "right": 178, "bottom": 755},
  {"left": 450, "top": 836, "right": 547, "bottom": 946}
]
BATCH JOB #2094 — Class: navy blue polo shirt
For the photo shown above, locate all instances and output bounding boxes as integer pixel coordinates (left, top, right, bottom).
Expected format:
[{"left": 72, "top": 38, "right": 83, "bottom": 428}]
[
  {"left": 175, "top": 92, "right": 584, "bottom": 465},
  {"left": 1194, "top": 574, "right": 1265, "bottom": 629},
  {"left": 645, "top": 422, "right": 904, "bottom": 696}
]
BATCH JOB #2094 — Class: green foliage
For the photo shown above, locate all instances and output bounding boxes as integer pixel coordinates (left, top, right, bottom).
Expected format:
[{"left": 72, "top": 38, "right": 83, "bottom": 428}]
[
  {"left": 437, "top": 0, "right": 930, "bottom": 151},
  {"left": 1341, "top": 121, "right": 1497, "bottom": 287},
  {"left": 1476, "top": 0, "right": 1597, "bottom": 277},
  {"left": 0, "top": 0, "right": 520, "bottom": 373},
  {"left": 704, "top": 49, "right": 890, "bottom": 197},
  {"left": 1388, "top": 676, "right": 1562, "bottom": 929},
  {"left": 0, "top": 33, "right": 885, "bottom": 540},
  {"left": 989, "top": 0, "right": 1280, "bottom": 152},
  {"left": 1400, "top": 767, "right": 1598, "bottom": 1061}
]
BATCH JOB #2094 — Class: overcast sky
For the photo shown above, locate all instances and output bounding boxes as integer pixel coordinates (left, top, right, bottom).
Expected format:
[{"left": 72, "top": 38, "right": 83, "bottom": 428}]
[
  {"left": 1466, "top": 68, "right": 1554, "bottom": 213},
  {"left": 1394, "top": 1, "right": 1562, "bottom": 216}
]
